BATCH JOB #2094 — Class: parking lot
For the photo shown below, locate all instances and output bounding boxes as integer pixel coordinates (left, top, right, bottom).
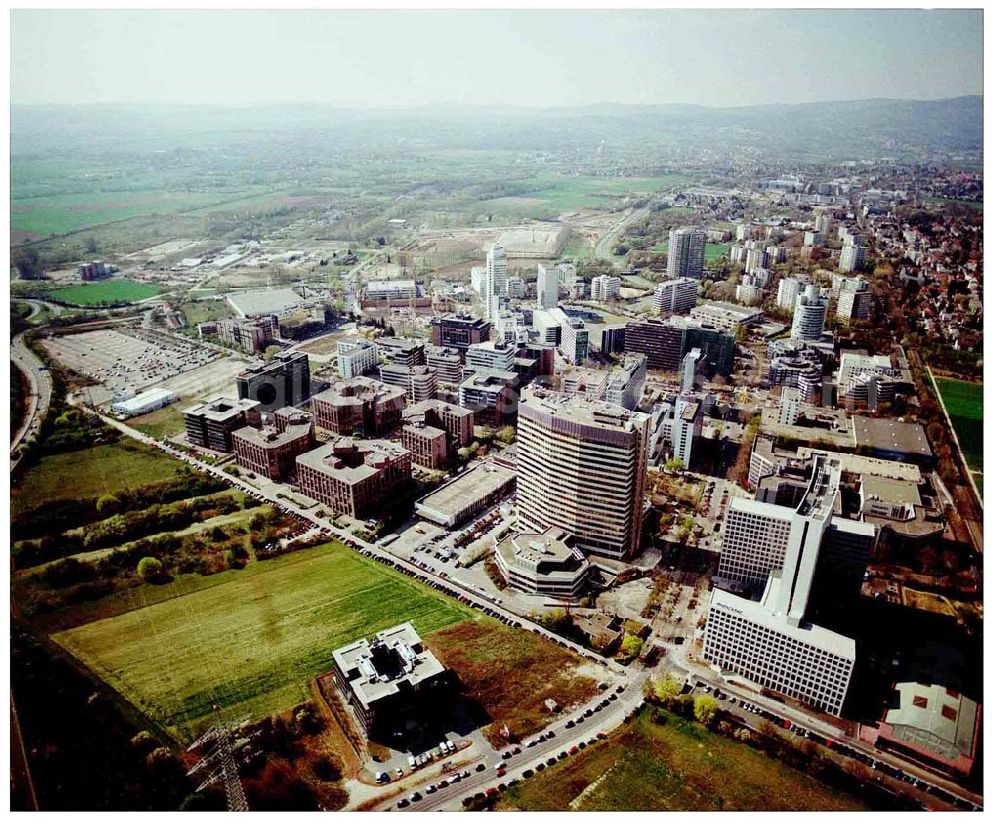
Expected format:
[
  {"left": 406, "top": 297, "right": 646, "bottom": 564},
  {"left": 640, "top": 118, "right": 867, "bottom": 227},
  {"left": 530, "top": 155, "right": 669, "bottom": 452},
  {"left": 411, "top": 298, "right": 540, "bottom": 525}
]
[{"left": 42, "top": 327, "right": 244, "bottom": 405}]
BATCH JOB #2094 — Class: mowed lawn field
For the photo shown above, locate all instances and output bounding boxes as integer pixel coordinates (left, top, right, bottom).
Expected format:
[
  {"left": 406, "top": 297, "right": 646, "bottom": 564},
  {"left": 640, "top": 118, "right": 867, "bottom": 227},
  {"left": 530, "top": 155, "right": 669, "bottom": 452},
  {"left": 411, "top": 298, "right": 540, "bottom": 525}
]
[
  {"left": 933, "top": 375, "right": 983, "bottom": 492},
  {"left": 53, "top": 543, "right": 475, "bottom": 741},
  {"left": 49, "top": 279, "right": 160, "bottom": 306},
  {"left": 12, "top": 441, "right": 185, "bottom": 516},
  {"left": 503, "top": 707, "right": 867, "bottom": 811}
]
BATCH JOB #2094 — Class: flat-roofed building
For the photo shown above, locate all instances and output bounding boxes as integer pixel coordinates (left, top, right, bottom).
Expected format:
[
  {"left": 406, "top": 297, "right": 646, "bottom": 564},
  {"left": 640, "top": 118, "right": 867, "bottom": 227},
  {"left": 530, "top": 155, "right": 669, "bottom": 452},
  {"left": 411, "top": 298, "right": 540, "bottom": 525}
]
[
  {"left": 705, "top": 455, "right": 873, "bottom": 716},
  {"left": 624, "top": 318, "right": 683, "bottom": 371},
  {"left": 601, "top": 325, "right": 626, "bottom": 355},
  {"left": 379, "top": 363, "right": 437, "bottom": 403},
  {"left": 872, "top": 682, "right": 981, "bottom": 778},
  {"left": 402, "top": 399, "right": 474, "bottom": 450},
  {"left": 494, "top": 527, "right": 592, "bottom": 596},
  {"left": 430, "top": 314, "right": 491, "bottom": 353},
  {"left": 296, "top": 438, "right": 411, "bottom": 518},
  {"left": 331, "top": 622, "right": 448, "bottom": 734},
  {"left": 311, "top": 377, "right": 406, "bottom": 437},
  {"left": 232, "top": 420, "right": 314, "bottom": 481},
  {"left": 401, "top": 422, "right": 449, "bottom": 470},
  {"left": 337, "top": 339, "right": 378, "bottom": 379},
  {"left": 666, "top": 227, "right": 706, "bottom": 280},
  {"left": 590, "top": 274, "right": 622, "bottom": 302},
  {"left": 376, "top": 337, "right": 426, "bottom": 368},
  {"left": 653, "top": 277, "right": 698, "bottom": 316},
  {"left": 605, "top": 354, "right": 647, "bottom": 411},
  {"left": 517, "top": 387, "right": 649, "bottom": 560},
  {"left": 536, "top": 262, "right": 561, "bottom": 309},
  {"left": 560, "top": 366, "right": 609, "bottom": 401},
  {"left": 704, "top": 585, "right": 856, "bottom": 716},
  {"left": 425, "top": 345, "right": 464, "bottom": 385},
  {"left": 465, "top": 340, "right": 517, "bottom": 374},
  {"left": 837, "top": 351, "right": 914, "bottom": 407},
  {"left": 458, "top": 370, "right": 519, "bottom": 425},
  {"left": 691, "top": 301, "right": 762, "bottom": 332},
  {"left": 364, "top": 279, "right": 419, "bottom": 301},
  {"left": 183, "top": 396, "right": 262, "bottom": 452},
  {"left": 236, "top": 351, "right": 311, "bottom": 411},
  {"left": 217, "top": 315, "right": 279, "bottom": 354},
  {"left": 836, "top": 277, "right": 872, "bottom": 321},
  {"left": 415, "top": 461, "right": 516, "bottom": 527},
  {"left": 111, "top": 387, "right": 176, "bottom": 418}
]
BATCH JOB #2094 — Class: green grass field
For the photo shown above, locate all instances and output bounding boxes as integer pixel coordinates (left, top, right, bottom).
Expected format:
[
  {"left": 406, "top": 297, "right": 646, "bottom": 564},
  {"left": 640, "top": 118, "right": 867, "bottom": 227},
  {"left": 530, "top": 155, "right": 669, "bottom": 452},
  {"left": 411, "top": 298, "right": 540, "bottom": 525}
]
[
  {"left": 503, "top": 706, "right": 867, "bottom": 811},
  {"left": 49, "top": 280, "right": 161, "bottom": 306},
  {"left": 511, "top": 174, "right": 687, "bottom": 211},
  {"left": 934, "top": 375, "right": 983, "bottom": 478},
  {"left": 13, "top": 441, "right": 186, "bottom": 515},
  {"left": 53, "top": 543, "right": 475, "bottom": 740},
  {"left": 9, "top": 191, "right": 234, "bottom": 237}
]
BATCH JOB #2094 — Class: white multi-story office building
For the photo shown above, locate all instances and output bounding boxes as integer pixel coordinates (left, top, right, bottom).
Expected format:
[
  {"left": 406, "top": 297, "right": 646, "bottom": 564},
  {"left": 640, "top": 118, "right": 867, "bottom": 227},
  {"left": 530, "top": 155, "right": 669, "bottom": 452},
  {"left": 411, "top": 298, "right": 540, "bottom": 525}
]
[
  {"left": 337, "top": 339, "right": 378, "bottom": 379},
  {"left": 483, "top": 242, "right": 508, "bottom": 320},
  {"left": 815, "top": 212, "right": 832, "bottom": 236},
  {"left": 704, "top": 588, "right": 856, "bottom": 716},
  {"left": 653, "top": 277, "right": 698, "bottom": 316},
  {"left": 791, "top": 284, "right": 828, "bottom": 340},
  {"left": 537, "top": 307, "right": 589, "bottom": 365},
  {"left": 779, "top": 385, "right": 801, "bottom": 426},
  {"left": 705, "top": 456, "right": 874, "bottom": 716},
  {"left": 465, "top": 340, "right": 517, "bottom": 374},
  {"left": 516, "top": 387, "right": 649, "bottom": 559},
  {"left": 507, "top": 277, "right": 526, "bottom": 299},
  {"left": 605, "top": 354, "right": 647, "bottom": 411},
  {"left": 590, "top": 274, "right": 622, "bottom": 302},
  {"left": 493, "top": 527, "right": 592, "bottom": 597},
  {"left": 536, "top": 262, "right": 561, "bottom": 310},
  {"left": 666, "top": 227, "right": 707, "bottom": 281},
  {"left": 379, "top": 363, "right": 438, "bottom": 403},
  {"left": 671, "top": 395, "right": 702, "bottom": 470}
]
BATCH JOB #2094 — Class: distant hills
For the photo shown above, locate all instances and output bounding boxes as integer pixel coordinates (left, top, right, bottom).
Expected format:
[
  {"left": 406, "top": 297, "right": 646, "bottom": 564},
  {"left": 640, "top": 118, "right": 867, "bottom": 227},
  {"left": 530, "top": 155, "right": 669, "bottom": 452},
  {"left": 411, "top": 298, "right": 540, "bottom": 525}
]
[{"left": 11, "top": 95, "right": 983, "bottom": 161}]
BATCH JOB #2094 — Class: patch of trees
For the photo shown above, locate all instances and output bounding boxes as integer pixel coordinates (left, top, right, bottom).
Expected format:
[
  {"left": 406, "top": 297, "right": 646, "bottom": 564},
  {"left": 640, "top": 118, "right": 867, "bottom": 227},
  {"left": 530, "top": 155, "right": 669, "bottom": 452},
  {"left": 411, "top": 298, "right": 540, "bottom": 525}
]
[
  {"left": 12, "top": 471, "right": 227, "bottom": 542},
  {"left": 10, "top": 623, "right": 193, "bottom": 810}
]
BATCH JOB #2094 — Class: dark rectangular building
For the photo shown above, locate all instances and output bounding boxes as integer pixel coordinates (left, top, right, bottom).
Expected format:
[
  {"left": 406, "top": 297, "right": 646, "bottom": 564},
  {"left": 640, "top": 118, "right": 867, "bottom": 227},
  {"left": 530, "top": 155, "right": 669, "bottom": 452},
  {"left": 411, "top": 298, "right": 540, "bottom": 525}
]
[
  {"left": 236, "top": 351, "right": 311, "bottom": 412},
  {"left": 431, "top": 314, "right": 492, "bottom": 354}
]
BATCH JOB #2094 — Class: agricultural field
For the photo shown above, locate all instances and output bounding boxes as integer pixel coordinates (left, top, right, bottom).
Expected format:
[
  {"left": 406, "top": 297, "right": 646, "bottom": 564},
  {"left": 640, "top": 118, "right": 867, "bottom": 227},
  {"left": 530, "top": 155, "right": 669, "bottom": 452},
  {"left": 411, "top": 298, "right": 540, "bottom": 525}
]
[
  {"left": 12, "top": 440, "right": 186, "bottom": 516},
  {"left": 502, "top": 706, "right": 867, "bottom": 811},
  {"left": 424, "top": 620, "right": 600, "bottom": 746},
  {"left": 49, "top": 279, "right": 161, "bottom": 306},
  {"left": 53, "top": 542, "right": 475, "bottom": 741},
  {"left": 933, "top": 375, "right": 983, "bottom": 475},
  {"left": 9, "top": 190, "right": 237, "bottom": 238},
  {"left": 514, "top": 174, "right": 684, "bottom": 211}
]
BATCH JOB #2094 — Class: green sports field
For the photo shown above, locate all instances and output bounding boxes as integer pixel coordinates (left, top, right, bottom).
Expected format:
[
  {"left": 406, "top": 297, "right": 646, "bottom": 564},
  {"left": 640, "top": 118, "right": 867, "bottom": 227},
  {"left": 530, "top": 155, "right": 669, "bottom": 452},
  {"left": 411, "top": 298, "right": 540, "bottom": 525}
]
[
  {"left": 49, "top": 280, "right": 161, "bottom": 306},
  {"left": 934, "top": 375, "right": 983, "bottom": 491},
  {"left": 53, "top": 542, "right": 475, "bottom": 741}
]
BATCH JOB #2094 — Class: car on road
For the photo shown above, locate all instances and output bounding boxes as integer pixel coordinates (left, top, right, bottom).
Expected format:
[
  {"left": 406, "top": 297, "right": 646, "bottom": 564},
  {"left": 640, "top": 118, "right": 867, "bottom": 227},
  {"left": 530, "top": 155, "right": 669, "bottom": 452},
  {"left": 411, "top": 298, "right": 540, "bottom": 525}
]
[
  {"left": 408, "top": 792, "right": 422, "bottom": 802},
  {"left": 396, "top": 799, "right": 409, "bottom": 809}
]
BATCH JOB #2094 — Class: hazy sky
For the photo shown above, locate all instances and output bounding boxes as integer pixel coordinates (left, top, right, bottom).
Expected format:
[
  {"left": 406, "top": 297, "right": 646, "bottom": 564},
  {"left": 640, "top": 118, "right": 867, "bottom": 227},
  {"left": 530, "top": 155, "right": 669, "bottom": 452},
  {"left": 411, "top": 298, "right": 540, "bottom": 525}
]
[{"left": 11, "top": 9, "right": 983, "bottom": 108}]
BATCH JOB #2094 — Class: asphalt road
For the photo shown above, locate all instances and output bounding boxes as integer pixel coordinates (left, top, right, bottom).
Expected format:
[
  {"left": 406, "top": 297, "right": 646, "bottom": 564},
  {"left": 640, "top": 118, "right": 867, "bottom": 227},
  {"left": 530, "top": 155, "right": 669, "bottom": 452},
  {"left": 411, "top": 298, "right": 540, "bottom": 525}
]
[
  {"left": 595, "top": 206, "right": 650, "bottom": 260},
  {"left": 10, "top": 331, "right": 53, "bottom": 468},
  {"left": 393, "top": 676, "right": 647, "bottom": 812}
]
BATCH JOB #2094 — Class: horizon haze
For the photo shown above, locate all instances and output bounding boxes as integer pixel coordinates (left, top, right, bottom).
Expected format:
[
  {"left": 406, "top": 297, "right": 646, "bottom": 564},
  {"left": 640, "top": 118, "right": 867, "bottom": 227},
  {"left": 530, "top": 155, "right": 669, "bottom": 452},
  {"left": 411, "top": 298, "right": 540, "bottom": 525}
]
[{"left": 11, "top": 8, "right": 984, "bottom": 108}]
